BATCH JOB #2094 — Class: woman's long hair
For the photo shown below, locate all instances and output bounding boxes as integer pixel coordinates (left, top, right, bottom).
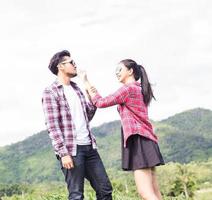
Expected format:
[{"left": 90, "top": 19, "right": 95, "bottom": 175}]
[{"left": 120, "top": 59, "right": 155, "bottom": 106}]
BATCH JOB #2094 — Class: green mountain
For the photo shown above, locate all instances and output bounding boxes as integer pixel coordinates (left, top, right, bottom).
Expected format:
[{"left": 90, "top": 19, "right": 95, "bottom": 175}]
[
  {"left": 0, "top": 108, "right": 212, "bottom": 184},
  {"left": 161, "top": 107, "right": 212, "bottom": 138},
  {"left": 158, "top": 108, "right": 212, "bottom": 162}
]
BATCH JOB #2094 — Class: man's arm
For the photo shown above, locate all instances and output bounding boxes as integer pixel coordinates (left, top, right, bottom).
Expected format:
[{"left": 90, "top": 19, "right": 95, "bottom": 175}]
[
  {"left": 85, "top": 100, "right": 97, "bottom": 121},
  {"left": 42, "top": 89, "right": 74, "bottom": 169},
  {"left": 42, "top": 89, "right": 69, "bottom": 156}
]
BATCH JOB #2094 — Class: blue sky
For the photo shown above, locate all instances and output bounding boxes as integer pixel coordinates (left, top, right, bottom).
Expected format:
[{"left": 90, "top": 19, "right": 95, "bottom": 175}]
[{"left": 0, "top": 0, "right": 211, "bottom": 146}]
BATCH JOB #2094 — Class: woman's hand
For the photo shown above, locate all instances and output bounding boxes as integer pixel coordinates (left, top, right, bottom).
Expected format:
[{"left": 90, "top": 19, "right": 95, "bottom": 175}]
[
  {"left": 77, "top": 69, "right": 92, "bottom": 90},
  {"left": 87, "top": 86, "right": 97, "bottom": 98},
  {"left": 77, "top": 69, "right": 88, "bottom": 83},
  {"left": 77, "top": 69, "right": 98, "bottom": 98}
]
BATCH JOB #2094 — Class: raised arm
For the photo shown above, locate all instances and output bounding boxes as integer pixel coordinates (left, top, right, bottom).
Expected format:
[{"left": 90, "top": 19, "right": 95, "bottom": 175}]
[
  {"left": 91, "top": 86, "right": 129, "bottom": 108},
  {"left": 77, "top": 69, "right": 129, "bottom": 108}
]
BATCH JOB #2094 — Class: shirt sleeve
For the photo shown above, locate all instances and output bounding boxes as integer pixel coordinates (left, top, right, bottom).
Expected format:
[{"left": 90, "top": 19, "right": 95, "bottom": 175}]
[
  {"left": 85, "top": 102, "right": 97, "bottom": 121},
  {"left": 91, "top": 85, "right": 129, "bottom": 108},
  {"left": 42, "top": 89, "right": 68, "bottom": 157}
]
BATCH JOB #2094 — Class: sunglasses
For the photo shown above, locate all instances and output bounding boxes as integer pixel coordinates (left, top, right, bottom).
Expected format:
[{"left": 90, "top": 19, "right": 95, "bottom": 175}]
[{"left": 61, "top": 60, "right": 76, "bottom": 66}]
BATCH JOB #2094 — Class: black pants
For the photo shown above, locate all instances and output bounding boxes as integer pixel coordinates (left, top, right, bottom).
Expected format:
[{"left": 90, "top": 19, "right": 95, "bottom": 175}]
[{"left": 57, "top": 145, "right": 112, "bottom": 200}]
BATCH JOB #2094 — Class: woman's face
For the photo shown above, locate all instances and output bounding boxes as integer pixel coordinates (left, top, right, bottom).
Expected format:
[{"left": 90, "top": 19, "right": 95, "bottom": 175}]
[{"left": 115, "top": 63, "right": 132, "bottom": 84}]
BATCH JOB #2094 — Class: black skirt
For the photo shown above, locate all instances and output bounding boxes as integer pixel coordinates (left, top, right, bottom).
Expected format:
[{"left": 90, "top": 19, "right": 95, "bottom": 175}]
[{"left": 122, "top": 130, "right": 165, "bottom": 171}]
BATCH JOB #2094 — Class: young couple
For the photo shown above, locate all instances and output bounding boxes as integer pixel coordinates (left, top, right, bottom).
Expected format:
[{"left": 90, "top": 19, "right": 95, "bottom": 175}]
[{"left": 42, "top": 50, "right": 164, "bottom": 200}]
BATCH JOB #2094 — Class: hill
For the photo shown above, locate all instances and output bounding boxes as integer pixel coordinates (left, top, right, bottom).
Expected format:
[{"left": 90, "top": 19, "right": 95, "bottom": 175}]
[
  {"left": 0, "top": 108, "right": 212, "bottom": 183},
  {"left": 158, "top": 108, "right": 212, "bottom": 162}
]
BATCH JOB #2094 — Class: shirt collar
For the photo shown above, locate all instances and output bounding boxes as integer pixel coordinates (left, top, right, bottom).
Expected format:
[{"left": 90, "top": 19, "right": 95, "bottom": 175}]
[
  {"left": 53, "top": 79, "right": 77, "bottom": 88},
  {"left": 134, "top": 81, "right": 141, "bottom": 86},
  {"left": 126, "top": 81, "right": 141, "bottom": 87}
]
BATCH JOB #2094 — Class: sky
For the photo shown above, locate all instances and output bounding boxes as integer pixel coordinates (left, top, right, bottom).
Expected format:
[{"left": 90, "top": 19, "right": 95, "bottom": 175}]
[{"left": 0, "top": 0, "right": 211, "bottom": 146}]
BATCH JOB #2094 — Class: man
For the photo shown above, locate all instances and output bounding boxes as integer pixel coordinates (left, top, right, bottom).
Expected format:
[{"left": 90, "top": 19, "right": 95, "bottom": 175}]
[{"left": 42, "top": 50, "right": 112, "bottom": 200}]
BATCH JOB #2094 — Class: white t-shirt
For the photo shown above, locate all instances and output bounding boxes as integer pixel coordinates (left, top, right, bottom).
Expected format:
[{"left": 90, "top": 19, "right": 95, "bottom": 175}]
[{"left": 63, "top": 84, "right": 91, "bottom": 145}]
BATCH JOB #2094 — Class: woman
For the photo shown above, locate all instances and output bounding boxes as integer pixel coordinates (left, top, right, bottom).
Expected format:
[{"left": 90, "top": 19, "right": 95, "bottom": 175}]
[{"left": 79, "top": 59, "right": 164, "bottom": 200}]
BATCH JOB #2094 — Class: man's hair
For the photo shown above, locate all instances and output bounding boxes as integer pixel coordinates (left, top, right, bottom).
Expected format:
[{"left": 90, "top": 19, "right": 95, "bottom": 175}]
[{"left": 48, "top": 50, "right": 70, "bottom": 75}]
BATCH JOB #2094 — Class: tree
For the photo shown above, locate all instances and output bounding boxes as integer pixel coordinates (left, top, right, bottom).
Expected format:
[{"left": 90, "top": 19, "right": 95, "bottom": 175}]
[{"left": 169, "top": 164, "right": 197, "bottom": 199}]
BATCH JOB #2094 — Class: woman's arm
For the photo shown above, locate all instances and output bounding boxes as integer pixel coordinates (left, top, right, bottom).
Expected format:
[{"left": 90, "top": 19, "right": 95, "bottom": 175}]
[
  {"left": 78, "top": 71, "right": 129, "bottom": 108},
  {"left": 78, "top": 69, "right": 129, "bottom": 108},
  {"left": 91, "top": 86, "right": 129, "bottom": 108}
]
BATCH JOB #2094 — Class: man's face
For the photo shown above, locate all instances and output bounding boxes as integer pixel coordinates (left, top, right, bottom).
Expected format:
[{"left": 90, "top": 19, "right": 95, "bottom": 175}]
[{"left": 59, "top": 56, "right": 77, "bottom": 78}]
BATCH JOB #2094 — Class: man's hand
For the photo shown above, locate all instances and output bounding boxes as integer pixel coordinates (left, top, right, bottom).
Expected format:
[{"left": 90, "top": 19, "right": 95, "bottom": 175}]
[{"left": 61, "top": 155, "right": 74, "bottom": 169}]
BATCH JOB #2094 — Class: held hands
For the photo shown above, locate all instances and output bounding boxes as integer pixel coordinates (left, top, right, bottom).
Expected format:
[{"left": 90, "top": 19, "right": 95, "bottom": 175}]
[{"left": 61, "top": 155, "right": 74, "bottom": 169}]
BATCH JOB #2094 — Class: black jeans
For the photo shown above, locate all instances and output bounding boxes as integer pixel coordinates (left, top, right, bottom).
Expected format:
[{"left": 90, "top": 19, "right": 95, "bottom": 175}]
[{"left": 58, "top": 145, "right": 112, "bottom": 200}]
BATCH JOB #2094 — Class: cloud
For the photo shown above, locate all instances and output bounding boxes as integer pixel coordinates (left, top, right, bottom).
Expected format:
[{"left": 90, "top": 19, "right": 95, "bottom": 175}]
[{"left": 0, "top": 0, "right": 212, "bottom": 146}]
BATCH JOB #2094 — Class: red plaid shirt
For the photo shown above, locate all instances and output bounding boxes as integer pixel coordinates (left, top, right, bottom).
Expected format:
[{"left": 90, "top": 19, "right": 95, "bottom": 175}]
[
  {"left": 92, "top": 82, "right": 158, "bottom": 147},
  {"left": 42, "top": 80, "right": 97, "bottom": 157}
]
